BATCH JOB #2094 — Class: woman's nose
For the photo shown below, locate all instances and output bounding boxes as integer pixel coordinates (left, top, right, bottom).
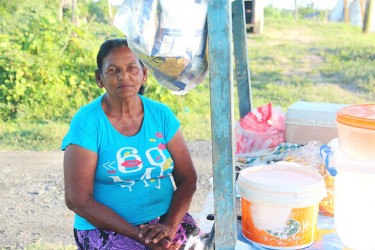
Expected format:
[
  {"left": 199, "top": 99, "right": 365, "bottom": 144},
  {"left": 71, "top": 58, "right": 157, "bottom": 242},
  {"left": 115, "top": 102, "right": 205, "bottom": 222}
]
[{"left": 118, "top": 69, "right": 130, "bottom": 80}]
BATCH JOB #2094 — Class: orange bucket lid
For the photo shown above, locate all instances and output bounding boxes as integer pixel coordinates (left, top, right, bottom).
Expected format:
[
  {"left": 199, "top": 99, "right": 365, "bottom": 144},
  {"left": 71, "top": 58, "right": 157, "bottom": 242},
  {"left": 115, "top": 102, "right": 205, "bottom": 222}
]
[{"left": 337, "top": 104, "right": 375, "bottom": 130}]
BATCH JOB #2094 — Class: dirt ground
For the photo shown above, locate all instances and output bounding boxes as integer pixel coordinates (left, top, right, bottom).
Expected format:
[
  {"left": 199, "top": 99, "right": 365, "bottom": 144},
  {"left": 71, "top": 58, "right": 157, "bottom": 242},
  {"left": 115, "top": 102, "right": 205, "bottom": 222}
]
[{"left": 0, "top": 140, "right": 213, "bottom": 249}]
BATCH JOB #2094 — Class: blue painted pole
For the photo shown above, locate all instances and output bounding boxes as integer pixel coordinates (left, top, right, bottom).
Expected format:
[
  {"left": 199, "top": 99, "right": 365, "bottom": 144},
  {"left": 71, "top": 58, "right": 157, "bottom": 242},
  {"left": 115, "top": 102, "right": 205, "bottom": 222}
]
[
  {"left": 232, "top": 0, "right": 253, "bottom": 118},
  {"left": 207, "top": 0, "right": 237, "bottom": 249}
]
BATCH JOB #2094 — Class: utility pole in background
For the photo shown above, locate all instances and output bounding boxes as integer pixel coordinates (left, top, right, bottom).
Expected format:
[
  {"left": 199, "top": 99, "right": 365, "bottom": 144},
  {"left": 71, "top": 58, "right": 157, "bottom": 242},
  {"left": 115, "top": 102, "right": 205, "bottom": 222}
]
[{"left": 294, "top": 0, "right": 298, "bottom": 20}]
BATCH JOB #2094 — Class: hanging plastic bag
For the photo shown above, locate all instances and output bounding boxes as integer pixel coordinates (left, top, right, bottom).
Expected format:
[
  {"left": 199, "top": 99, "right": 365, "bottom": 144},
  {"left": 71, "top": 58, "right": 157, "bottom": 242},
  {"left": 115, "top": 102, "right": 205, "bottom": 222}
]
[
  {"left": 114, "top": 0, "right": 208, "bottom": 94},
  {"left": 235, "top": 103, "right": 286, "bottom": 154}
]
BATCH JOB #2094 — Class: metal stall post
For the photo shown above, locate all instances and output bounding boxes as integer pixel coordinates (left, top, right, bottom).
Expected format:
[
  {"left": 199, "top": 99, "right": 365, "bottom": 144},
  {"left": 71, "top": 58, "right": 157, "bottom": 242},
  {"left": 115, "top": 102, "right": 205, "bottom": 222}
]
[
  {"left": 206, "top": 0, "right": 253, "bottom": 248},
  {"left": 206, "top": 0, "right": 237, "bottom": 249},
  {"left": 232, "top": 0, "right": 253, "bottom": 117}
]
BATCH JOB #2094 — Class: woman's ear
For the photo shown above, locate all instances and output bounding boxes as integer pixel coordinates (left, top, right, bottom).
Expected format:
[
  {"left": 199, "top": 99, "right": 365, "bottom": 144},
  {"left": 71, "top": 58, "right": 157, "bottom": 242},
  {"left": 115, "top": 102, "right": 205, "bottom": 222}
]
[
  {"left": 95, "top": 69, "right": 103, "bottom": 88},
  {"left": 143, "top": 67, "right": 148, "bottom": 83}
]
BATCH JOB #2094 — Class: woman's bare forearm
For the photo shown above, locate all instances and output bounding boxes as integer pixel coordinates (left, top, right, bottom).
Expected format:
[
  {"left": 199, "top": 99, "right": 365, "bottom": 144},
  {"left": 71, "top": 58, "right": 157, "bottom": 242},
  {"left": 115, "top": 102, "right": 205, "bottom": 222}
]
[
  {"left": 162, "top": 173, "right": 197, "bottom": 234},
  {"left": 66, "top": 195, "right": 141, "bottom": 240}
]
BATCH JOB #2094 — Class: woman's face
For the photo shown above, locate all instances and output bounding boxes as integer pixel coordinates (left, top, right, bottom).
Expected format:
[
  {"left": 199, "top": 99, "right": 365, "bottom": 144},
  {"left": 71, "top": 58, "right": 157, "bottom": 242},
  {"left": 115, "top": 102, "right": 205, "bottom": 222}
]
[{"left": 97, "top": 46, "right": 147, "bottom": 98}]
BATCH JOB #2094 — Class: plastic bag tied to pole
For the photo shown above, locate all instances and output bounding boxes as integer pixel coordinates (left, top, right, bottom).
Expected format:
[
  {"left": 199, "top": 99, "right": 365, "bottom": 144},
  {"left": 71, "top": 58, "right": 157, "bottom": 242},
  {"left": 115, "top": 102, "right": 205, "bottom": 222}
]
[
  {"left": 113, "top": 0, "right": 208, "bottom": 95},
  {"left": 235, "top": 103, "right": 286, "bottom": 154}
]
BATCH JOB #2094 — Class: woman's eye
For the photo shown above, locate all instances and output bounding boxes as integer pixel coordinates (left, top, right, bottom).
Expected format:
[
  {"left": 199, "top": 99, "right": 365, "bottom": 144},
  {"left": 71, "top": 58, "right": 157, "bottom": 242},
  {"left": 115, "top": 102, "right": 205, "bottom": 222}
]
[
  {"left": 107, "top": 68, "right": 118, "bottom": 74},
  {"left": 127, "top": 66, "right": 139, "bottom": 74}
]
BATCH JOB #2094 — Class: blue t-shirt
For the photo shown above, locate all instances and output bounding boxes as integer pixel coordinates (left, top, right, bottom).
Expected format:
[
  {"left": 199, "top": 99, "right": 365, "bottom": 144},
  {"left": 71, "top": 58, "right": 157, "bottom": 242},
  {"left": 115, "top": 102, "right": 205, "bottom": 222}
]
[{"left": 61, "top": 94, "right": 180, "bottom": 229}]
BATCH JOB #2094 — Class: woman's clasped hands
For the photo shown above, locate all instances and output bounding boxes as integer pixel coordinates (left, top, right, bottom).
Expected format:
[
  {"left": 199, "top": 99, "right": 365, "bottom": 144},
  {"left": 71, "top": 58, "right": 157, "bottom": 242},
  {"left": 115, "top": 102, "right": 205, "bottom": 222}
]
[{"left": 139, "top": 223, "right": 181, "bottom": 250}]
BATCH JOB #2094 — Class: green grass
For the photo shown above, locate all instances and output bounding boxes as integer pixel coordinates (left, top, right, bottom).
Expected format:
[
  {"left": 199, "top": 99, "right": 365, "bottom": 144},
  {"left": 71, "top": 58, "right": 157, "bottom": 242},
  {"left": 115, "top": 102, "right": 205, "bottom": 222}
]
[
  {"left": 247, "top": 18, "right": 375, "bottom": 111},
  {"left": 0, "top": 121, "right": 68, "bottom": 151},
  {"left": 1, "top": 17, "right": 374, "bottom": 151}
]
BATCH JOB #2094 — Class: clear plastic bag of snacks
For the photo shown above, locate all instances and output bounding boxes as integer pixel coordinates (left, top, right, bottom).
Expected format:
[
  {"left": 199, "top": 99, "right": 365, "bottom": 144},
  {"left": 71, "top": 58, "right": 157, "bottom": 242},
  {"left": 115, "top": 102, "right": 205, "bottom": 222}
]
[
  {"left": 113, "top": 0, "right": 208, "bottom": 94},
  {"left": 284, "top": 141, "right": 334, "bottom": 217}
]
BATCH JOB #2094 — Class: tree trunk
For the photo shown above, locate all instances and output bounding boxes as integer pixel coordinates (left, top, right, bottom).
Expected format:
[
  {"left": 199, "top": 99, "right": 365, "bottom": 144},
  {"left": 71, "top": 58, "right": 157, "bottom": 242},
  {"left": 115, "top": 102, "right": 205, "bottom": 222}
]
[
  {"left": 72, "top": 0, "right": 79, "bottom": 26},
  {"left": 359, "top": 0, "right": 365, "bottom": 20},
  {"left": 294, "top": 0, "right": 298, "bottom": 20},
  {"left": 58, "top": 0, "right": 63, "bottom": 21},
  {"left": 363, "top": 0, "right": 373, "bottom": 33}
]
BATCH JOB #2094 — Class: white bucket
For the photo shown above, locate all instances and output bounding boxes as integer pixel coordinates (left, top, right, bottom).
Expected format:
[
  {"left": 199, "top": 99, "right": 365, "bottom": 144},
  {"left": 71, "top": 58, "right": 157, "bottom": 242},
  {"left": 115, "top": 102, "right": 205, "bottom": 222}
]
[{"left": 237, "top": 164, "right": 326, "bottom": 249}]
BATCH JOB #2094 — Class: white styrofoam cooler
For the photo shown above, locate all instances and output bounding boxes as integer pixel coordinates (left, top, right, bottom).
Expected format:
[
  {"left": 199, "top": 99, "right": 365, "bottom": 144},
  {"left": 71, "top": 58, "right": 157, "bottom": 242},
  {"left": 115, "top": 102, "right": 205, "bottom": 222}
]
[{"left": 286, "top": 101, "right": 349, "bottom": 145}]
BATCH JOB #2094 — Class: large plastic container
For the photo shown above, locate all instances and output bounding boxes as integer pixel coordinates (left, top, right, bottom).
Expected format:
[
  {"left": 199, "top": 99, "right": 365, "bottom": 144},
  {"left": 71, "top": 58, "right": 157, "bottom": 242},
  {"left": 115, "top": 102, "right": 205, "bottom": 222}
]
[
  {"left": 237, "top": 164, "right": 326, "bottom": 249},
  {"left": 286, "top": 101, "right": 348, "bottom": 145},
  {"left": 336, "top": 104, "right": 375, "bottom": 159},
  {"left": 329, "top": 139, "right": 375, "bottom": 249}
]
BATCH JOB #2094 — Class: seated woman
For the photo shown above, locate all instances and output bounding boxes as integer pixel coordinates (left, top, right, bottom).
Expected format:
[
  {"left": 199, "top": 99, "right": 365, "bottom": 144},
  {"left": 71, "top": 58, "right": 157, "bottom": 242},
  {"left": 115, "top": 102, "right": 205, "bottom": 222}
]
[{"left": 62, "top": 38, "right": 200, "bottom": 250}]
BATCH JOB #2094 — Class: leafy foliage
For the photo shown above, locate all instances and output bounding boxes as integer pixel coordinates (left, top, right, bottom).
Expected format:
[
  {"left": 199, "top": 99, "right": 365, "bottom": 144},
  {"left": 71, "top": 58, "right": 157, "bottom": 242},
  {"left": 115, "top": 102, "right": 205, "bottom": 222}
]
[
  {"left": 0, "top": 4, "right": 374, "bottom": 151},
  {"left": 0, "top": 1, "right": 120, "bottom": 122}
]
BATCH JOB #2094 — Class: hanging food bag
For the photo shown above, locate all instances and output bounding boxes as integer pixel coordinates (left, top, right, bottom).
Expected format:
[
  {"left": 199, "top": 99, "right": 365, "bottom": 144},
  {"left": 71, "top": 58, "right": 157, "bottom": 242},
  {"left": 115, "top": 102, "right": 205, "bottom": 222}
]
[{"left": 113, "top": 0, "right": 208, "bottom": 94}]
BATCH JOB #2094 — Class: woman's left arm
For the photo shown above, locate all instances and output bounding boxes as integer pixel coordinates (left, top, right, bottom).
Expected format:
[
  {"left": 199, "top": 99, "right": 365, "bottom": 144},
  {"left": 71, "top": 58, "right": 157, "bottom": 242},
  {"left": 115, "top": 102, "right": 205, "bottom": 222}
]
[
  {"left": 163, "top": 129, "right": 198, "bottom": 234},
  {"left": 139, "top": 129, "right": 197, "bottom": 246}
]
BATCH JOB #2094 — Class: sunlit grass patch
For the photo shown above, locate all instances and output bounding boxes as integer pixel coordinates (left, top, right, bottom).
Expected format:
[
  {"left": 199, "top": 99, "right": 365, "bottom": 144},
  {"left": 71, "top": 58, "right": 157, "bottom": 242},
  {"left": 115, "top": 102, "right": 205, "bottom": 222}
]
[{"left": 0, "top": 121, "right": 68, "bottom": 151}]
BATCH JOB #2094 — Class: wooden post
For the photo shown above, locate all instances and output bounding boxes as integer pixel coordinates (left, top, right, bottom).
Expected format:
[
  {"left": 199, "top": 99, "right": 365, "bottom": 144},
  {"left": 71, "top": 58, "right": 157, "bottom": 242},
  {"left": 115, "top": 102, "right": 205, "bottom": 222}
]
[
  {"left": 207, "top": 0, "right": 237, "bottom": 248},
  {"left": 344, "top": 0, "right": 350, "bottom": 23},
  {"left": 232, "top": 0, "right": 253, "bottom": 118},
  {"left": 363, "top": 0, "right": 374, "bottom": 33},
  {"left": 251, "top": 0, "right": 264, "bottom": 34},
  {"left": 359, "top": 0, "right": 365, "bottom": 20}
]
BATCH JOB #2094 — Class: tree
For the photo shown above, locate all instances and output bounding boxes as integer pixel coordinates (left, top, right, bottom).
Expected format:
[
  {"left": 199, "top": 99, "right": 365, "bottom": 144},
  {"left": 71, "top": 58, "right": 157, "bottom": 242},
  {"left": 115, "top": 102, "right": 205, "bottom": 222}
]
[
  {"left": 363, "top": 0, "right": 373, "bottom": 33},
  {"left": 72, "top": 0, "right": 79, "bottom": 26},
  {"left": 107, "top": 0, "right": 113, "bottom": 24},
  {"left": 294, "top": 0, "right": 298, "bottom": 20},
  {"left": 59, "top": 0, "right": 63, "bottom": 21}
]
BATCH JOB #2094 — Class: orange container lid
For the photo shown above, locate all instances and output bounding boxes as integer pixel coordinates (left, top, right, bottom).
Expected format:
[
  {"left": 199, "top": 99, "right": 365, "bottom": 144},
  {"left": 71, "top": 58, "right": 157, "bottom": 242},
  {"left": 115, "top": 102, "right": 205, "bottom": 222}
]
[{"left": 337, "top": 104, "right": 375, "bottom": 130}]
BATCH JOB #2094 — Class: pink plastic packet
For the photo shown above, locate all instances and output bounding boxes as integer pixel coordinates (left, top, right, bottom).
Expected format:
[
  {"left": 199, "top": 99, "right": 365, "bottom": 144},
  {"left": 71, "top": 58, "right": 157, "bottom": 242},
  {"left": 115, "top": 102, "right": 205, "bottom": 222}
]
[{"left": 235, "top": 103, "right": 286, "bottom": 154}]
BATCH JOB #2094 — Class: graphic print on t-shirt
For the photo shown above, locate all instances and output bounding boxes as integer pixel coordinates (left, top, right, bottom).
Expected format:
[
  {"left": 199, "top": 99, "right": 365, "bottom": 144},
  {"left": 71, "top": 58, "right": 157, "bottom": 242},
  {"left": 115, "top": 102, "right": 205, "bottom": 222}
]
[{"left": 100, "top": 132, "right": 174, "bottom": 192}]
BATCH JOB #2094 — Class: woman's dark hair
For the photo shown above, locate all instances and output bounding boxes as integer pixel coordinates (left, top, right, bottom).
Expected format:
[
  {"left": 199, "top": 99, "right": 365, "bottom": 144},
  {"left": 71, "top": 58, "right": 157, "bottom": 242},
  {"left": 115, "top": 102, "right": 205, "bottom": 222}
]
[{"left": 96, "top": 38, "right": 145, "bottom": 94}]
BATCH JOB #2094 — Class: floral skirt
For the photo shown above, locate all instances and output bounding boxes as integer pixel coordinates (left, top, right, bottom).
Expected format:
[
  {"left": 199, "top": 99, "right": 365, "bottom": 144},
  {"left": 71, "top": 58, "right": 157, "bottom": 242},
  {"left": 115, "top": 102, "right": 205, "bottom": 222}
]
[{"left": 74, "top": 213, "right": 200, "bottom": 250}]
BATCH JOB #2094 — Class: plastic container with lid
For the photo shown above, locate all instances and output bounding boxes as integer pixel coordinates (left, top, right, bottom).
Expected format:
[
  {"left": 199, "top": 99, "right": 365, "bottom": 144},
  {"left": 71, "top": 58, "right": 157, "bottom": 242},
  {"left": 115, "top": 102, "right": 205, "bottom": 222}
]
[
  {"left": 336, "top": 104, "right": 375, "bottom": 159},
  {"left": 326, "top": 139, "right": 375, "bottom": 249},
  {"left": 286, "top": 101, "right": 348, "bottom": 145},
  {"left": 237, "top": 164, "right": 326, "bottom": 249}
]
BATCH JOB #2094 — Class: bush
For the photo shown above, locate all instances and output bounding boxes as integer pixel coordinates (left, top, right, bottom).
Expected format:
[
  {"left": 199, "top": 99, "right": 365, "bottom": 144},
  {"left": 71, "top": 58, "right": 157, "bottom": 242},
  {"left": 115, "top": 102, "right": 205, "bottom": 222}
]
[{"left": 0, "top": 1, "right": 120, "bottom": 122}]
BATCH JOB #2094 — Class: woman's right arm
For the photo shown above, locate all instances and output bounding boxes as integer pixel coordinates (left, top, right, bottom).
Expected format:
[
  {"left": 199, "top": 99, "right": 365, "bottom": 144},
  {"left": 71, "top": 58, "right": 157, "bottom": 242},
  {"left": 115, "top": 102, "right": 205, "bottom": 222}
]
[
  {"left": 64, "top": 144, "right": 141, "bottom": 238},
  {"left": 64, "top": 144, "right": 173, "bottom": 249}
]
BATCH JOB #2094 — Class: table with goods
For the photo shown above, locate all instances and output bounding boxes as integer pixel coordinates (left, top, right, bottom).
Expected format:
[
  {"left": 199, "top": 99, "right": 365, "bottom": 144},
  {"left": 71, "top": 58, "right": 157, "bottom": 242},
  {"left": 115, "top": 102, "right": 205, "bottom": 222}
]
[{"left": 232, "top": 103, "right": 375, "bottom": 250}]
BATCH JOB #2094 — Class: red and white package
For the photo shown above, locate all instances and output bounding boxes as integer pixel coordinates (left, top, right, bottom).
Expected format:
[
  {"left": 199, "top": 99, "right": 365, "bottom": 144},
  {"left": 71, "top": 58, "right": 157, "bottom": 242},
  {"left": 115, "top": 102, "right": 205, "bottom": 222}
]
[{"left": 235, "top": 103, "right": 286, "bottom": 154}]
